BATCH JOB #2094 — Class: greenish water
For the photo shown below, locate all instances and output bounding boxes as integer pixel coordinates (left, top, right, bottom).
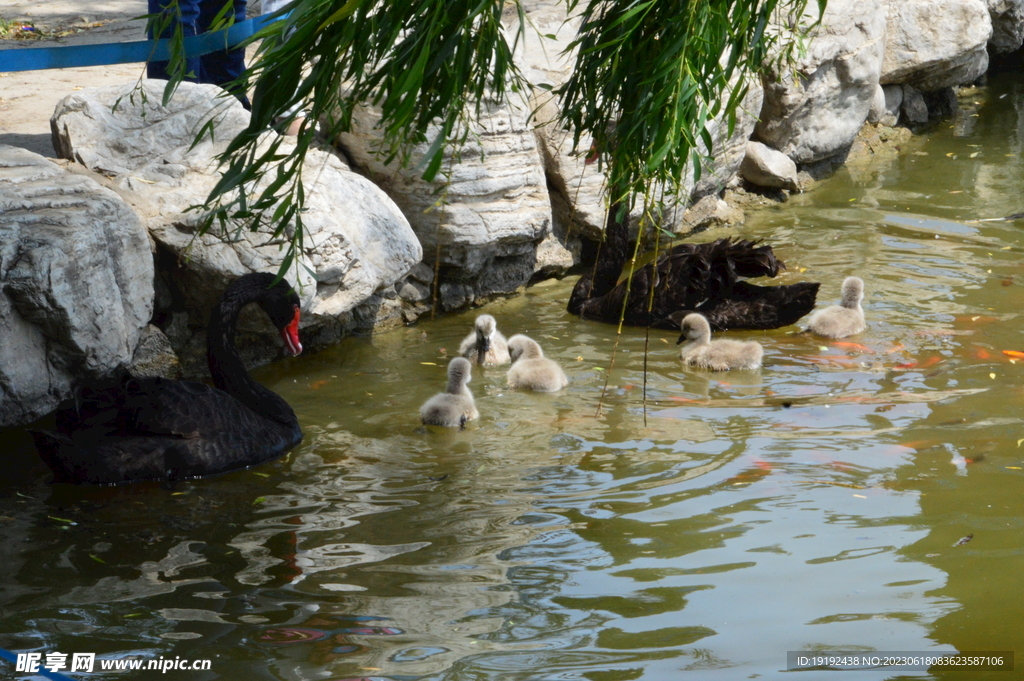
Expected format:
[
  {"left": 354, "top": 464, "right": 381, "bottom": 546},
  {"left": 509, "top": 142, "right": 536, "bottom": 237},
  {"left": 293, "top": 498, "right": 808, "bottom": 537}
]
[{"left": 2, "top": 76, "right": 1024, "bottom": 680}]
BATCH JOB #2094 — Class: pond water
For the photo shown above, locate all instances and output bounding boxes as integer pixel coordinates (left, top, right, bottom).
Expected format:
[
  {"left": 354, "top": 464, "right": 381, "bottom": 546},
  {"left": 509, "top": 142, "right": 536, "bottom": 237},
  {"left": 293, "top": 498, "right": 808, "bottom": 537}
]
[{"left": 2, "top": 75, "right": 1024, "bottom": 680}]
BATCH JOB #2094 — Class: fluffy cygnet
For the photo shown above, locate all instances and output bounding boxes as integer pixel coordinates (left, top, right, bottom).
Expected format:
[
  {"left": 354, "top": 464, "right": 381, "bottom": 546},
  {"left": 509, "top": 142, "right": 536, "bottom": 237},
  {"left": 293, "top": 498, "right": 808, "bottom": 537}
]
[
  {"left": 677, "top": 313, "right": 763, "bottom": 371},
  {"left": 506, "top": 335, "right": 569, "bottom": 392},
  {"left": 806, "top": 276, "right": 866, "bottom": 339},
  {"left": 459, "top": 314, "right": 511, "bottom": 366},
  {"left": 420, "top": 357, "right": 479, "bottom": 428}
]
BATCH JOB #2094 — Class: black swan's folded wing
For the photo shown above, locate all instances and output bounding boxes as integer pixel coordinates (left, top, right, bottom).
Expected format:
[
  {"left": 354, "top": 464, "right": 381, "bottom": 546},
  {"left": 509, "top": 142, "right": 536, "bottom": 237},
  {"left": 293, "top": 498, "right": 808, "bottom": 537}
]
[
  {"left": 699, "top": 281, "right": 820, "bottom": 330},
  {"left": 572, "top": 236, "right": 816, "bottom": 331},
  {"left": 38, "top": 377, "right": 299, "bottom": 484}
]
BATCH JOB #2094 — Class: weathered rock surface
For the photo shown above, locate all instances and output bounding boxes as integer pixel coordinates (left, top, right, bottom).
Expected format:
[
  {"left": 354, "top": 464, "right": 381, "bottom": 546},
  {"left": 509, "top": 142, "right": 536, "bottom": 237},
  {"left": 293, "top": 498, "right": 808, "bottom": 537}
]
[
  {"left": 513, "top": 1, "right": 608, "bottom": 241},
  {"left": 987, "top": 0, "right": 1024, "bottom": 52},
  {"left": 530, "top": 96, "right": 608, "bottom": 242},
  {"left": 901, "top": 85, "right": 930, "bottom": 125},
  {"left": 756, "top": 0, "right": 887, "bottom": 164},
  {"left": 534, "top": 219, "right": 580, "bottom": 278},
  {"left": 336, "top": 96, "right": 553, "bottom": 309},
  {"left": 740, "top": 141, "right": 800, "bottom": 191},
  {"left": 677, "top": 194, "right": 745, "bottom": 236},
  {"left": 52, "top": 80, "right": 422, "bottom": 363},
  {"left": 867, "top": 84, "right": 887, "bottom": 125},
  {"left": 869, "top": 84, "right": 904, "bottom": 126},
  {"left": 0, "top": 145, "right": 153, "bottom": 427},
  {"left": 846, "top": 123, "right": 915, "bottom": 167},
  {"left": 511, "top": 0, "right": 758, "bottom": 238},
  {"left": 881, "top": 0, "right": 992, "bottom": 90},
  {"left": 129, "top": 324, "right": 181, "bottom": 378}
]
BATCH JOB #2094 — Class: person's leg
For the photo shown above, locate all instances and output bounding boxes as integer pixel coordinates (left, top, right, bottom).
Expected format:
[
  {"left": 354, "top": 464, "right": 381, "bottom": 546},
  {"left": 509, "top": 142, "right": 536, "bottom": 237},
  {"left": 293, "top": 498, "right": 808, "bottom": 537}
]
[
  {"left": 147, "top": 0, "right": 201, "bottom": 81},
  {"left": 196, "top": 0, "right": 250, "bottom": 107}
]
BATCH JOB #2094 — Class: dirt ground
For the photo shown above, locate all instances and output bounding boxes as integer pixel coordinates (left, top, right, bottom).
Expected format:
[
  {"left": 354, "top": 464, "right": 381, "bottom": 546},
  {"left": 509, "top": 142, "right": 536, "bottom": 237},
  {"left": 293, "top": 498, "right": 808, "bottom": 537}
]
[{"left": 0, "top": 0, "right": 260, "bottom": 157}]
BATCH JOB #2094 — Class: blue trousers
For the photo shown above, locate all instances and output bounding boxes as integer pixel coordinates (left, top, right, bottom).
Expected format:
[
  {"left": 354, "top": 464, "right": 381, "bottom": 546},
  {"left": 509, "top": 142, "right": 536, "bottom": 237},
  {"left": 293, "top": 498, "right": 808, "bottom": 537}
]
[{"left": 147, "top": 0, "right": 249, "bottom": 106}]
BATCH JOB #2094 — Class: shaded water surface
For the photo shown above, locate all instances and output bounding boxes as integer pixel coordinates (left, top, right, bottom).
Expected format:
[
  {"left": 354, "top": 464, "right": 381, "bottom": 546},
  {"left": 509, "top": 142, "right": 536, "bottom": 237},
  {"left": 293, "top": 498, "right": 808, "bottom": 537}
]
[{"left": 3, "top": 77, "right": 1024, "bottom": 680}]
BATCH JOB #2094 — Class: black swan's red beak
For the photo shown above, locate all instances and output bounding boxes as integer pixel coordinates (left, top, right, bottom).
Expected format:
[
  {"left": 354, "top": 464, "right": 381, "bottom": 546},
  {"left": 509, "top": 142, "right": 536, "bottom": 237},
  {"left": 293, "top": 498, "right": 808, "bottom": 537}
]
[{"left": 281, "top": 305, "right": 302, "bottom": 356}]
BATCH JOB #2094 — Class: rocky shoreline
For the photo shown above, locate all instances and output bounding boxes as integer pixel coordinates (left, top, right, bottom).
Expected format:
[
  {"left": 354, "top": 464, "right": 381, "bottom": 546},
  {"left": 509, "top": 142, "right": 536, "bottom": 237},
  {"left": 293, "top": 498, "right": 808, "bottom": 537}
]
[{"left": 1, "top": 0, "right": 1022, "bottom": 427}]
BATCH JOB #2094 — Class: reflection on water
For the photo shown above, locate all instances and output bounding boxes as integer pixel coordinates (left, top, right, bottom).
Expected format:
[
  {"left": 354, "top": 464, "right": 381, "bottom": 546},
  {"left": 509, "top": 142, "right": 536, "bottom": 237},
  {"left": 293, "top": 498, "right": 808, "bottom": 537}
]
[{"left": 2, "top": 76, "right": 1024, "bottom": 679}]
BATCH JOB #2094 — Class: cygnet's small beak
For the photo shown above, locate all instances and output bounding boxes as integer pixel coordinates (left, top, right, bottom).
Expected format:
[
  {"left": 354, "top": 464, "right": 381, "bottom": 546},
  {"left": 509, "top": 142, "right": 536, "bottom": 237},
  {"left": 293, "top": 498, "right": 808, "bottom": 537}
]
[{"left": 477, "top": 333, "right": 491, "bottom": 362}]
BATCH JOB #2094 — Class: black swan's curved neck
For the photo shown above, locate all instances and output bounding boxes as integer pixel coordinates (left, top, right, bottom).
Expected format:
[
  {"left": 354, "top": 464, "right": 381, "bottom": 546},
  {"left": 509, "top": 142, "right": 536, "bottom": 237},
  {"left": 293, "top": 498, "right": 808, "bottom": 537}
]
[
  {"left": 568, "top": 200, "right": 632, "bottom": 314},
  {"left": 207, "top": 280, "right": 296, "bottom": 427},
  {"left": 592, "top": 200, "right": 631, "bottom": 297}
]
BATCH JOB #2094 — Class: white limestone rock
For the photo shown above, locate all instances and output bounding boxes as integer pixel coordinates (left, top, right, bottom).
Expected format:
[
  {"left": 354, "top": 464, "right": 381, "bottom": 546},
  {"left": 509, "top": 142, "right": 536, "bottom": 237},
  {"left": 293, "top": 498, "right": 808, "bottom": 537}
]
[
  {"left": 0, "top": 145, "right": 153, "bottom": 427},
  {"left": 51, "top": 80, "right": 422, "bottom": 334},
  {"left": 693, "top": 79, "right": 765, "bottom": 200},
  {"left": 513, "top": 1, "right": 607, "bottom": 240},
  {"left": 534, "top": 227, "right": 578, "bottom": 278},
  {"left": 336, "top": 96, "right": 552, "bottom": 304},
  {"left": 740, "top": 141, "right": 800, "bottom": 191},
  {"left": 987, "top": 0, "right": 1024, "bottom": 53},
  {"left": 756, "top": 0, "right": 887, "bottom": 164},
  {"left": 880, "top": 85, "right": 905, "bottom": 126},
  {"left": 511, "top": 0, "right": 757, "bottom": 236},
  {"left": 880, "top": 0, "right": 992, "bottom": 91},
  {"left": 867, "top": 84, "right": 888, "bottom": 125}
]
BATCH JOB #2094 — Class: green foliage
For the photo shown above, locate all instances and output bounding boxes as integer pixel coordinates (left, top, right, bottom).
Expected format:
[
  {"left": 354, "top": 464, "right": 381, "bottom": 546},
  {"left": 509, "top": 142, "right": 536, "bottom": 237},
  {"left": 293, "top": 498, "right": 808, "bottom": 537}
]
[
  {"left": 147, "top": 1, "right": 199, "bottom": 97},
  {"left": 559, "top": 0, "right": 821, "bottom": 208},
  {"left": 150, "top": 0, "right": 823, "bottom": 273},
  {"left": 196, "top": 0, "right": 523, "bottom": 258}
]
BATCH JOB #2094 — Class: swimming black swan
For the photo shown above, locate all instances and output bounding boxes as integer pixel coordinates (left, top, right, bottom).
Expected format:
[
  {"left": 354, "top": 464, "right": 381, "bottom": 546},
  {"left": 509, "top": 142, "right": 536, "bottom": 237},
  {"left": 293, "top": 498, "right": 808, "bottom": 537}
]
[
  {"left": 31, "top": 272, "right": 304, "bottom": 485},
  {"left": 567, "top": 203, "right": 820, "bottom": 330}
]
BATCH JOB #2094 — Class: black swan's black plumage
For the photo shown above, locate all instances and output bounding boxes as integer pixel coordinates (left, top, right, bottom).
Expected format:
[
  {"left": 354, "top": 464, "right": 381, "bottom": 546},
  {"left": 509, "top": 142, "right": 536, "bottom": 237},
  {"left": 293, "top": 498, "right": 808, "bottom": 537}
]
[
  {"left": 31, "top": 273, "right": 304, "bottom": 485},
  {"left": 567, "top": 204, "right": 820, "bottom": 331}
]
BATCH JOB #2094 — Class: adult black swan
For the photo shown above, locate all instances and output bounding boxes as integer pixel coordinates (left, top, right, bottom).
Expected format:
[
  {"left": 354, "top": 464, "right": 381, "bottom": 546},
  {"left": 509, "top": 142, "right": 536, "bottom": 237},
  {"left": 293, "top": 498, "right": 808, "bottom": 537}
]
[
  {"left": 567, "top": 203, "right": 820, "bottom": 330},
  {"left": 31, "top": 272, "right": 304, "bottom": 485}
]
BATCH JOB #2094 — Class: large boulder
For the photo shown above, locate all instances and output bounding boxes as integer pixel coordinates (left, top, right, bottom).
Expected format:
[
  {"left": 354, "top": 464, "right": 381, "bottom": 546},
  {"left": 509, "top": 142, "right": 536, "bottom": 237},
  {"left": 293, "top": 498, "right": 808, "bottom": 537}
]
[
  {"left": 511, "top": 0, "right": 758, "bottom": 238},
  {"left": 336, "top": 97, "right": 555, "bottom": 309},
  {"left": 512, "top": 1, "right": 606, "bottom": 240},
  {"left": 756, "top": 0, "right": 887, "bottom": 164},
  {"left": 51, "top": 80, "right": 422, "bottom": 360},
  {"left": 740, "top": 141, "right": 800, "bottom": 190},
  {"left": 986, "top": 0, "right": 1024, "bottom": 53},
  {"left": 880, "top": 0, "right": 992, "bottom": 90},
  {"left": 0, "top": 145, "right": 153, "bottom": 427}
]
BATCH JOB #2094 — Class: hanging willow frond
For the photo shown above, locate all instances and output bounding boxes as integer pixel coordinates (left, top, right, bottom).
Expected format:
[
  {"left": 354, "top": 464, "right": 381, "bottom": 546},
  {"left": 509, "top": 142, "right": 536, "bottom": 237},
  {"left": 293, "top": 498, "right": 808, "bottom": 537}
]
[
  {"left": 149, "top": 0, "right": 823, "bottom": 272},
  {"left": 192, "top": 0, "right": 525, "bottom": 252},
  {"left": 559, "top": 0, "right": 822, "bottom": 211}
]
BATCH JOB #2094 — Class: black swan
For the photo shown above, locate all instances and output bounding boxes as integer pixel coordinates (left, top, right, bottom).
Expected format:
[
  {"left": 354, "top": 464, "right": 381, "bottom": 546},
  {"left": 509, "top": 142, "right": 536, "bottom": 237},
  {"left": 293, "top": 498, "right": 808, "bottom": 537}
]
[
  {"left": 31, "top": 272, "right": 304, "bottom": 485},
  {"left": 567, "top": 203, "right": 820, "bottom": 330}
]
